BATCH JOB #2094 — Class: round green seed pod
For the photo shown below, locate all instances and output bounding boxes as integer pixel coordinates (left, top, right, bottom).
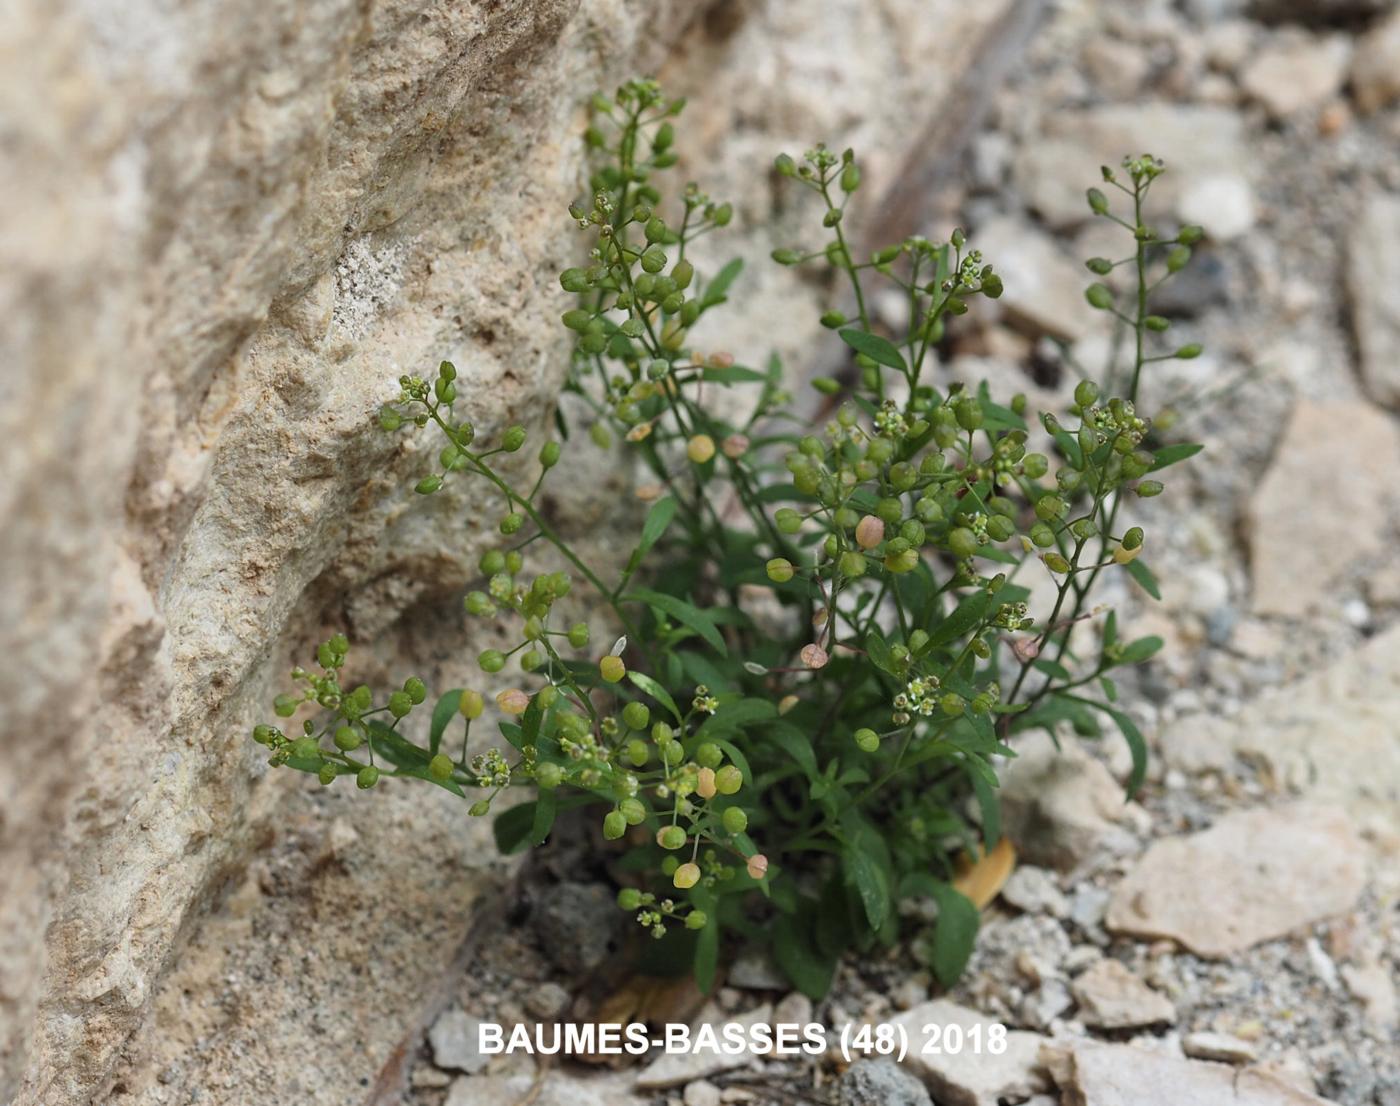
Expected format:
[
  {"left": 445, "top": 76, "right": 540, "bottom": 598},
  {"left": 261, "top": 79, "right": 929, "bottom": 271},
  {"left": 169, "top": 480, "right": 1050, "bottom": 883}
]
[
  {"left": 673, "top": 862, "right": 701, "bottom": 889},
  {"left": 603, "top": 811, "right": 627, "bottom": 840},
  {"left": 855, "top": 727, "right": 880, "bottom": 753},
  {"left": 623, "top": 701, "right": 651, "bottom": 731},
  {"left": 429, "top": 754, "right": 454, "bottom": 781},
  {"left": 1074, "top": 379, "right": 1100, "bottom": 408},
  {"left": 356, "top": 765, "right": 380, "bottom": 789},
  {"left": 1135, "top": 480, "right": 1164, "bottom": 497},
  {"left": 948, "top": 527, "right": 979, "bottom": 558},
  {"left": 954, "top": 398, "right": 984, "bottom": 431},
  {"left": 478, "top": 649, "right": 506, "bottom": 673},
  {"left": 568, "top": 622, "right": 590, "bottom": 648},
  {"left": 292, "top": 736, "right": 319, "bottom": 760},
  {"left": 1034, "top": 495, "right": 1066, "bottom": 522},
  {"left": 715, "top": 765, "right": 743, "bottom": 795},
  {"left": 640, "top": 245, "right": 667, "bottom": 273},
  {"left": 939, "top": 693, "right": 964, "bottom": 716},
  {"left": 626, "top": 739, "right": 649, "bottom": 767},
  {"left": 318, "top": 764, "right": 337, "bottom": 785},
  {"left": 685, "top": 910, "right": 708, "bottom": 930},
  {"left": 502, "top": 426, "right": 526, "bottom": 452},
  {"left": 618, "top": 888, "right": 643, "bottom": 910},
  {"left": 722, "top": 807, "right": 748, "bottom": 834},
  {"left": 459, "top": 690, "right": 484, "bottom": 719},
  {"left": 1123, "top": 526, "right": 1144, "bottom": 550},
  {"left": 620, "top": 798, "right": 646, "bottom": 825},
  {"left": 334, "top": 726, "right": 362, "bottom": 752},
  {"left": 415, "top": 475, "right": 442, "bottom": 495},
  {"left": 404, "top": 677, "right": 427, "bottom": 704},
  {"left": 469, "top": 799, "right": 491, "bottom": 816},
  {"left": 766, "top": 557, "right": 794, "bottom": 583},
  {"left": 600, "top": 655, "right": 625, "bottom": 683},
  {"left": 388, "top": 691, "right": 412, "bottom": 718},
  {"left": 539, "top": 441, "right": 561, "bottom": 468},
  {"left": 695, "top": 742, "right": 723, "bottom": 769},
  {"left": 839, "top": 551, "right": 867, "bottom": 578},
  {"left": 657, "top": 825, "right": 687, "bottom": 850}
]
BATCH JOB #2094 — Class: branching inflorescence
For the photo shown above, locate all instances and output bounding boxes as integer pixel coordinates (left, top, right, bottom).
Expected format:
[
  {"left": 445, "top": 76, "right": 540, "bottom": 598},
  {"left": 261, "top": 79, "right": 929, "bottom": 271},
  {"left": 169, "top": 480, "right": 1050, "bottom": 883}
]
[{"left": 254, "top": 79, "right": 1205, "bottom": 997}]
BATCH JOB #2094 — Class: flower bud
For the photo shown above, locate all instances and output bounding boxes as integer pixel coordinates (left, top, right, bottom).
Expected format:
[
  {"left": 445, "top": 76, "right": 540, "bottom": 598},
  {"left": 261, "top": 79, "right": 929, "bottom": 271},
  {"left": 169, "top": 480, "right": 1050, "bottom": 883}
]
[{"left": 536, "top": 763, "right": 563, "bottom": 789}]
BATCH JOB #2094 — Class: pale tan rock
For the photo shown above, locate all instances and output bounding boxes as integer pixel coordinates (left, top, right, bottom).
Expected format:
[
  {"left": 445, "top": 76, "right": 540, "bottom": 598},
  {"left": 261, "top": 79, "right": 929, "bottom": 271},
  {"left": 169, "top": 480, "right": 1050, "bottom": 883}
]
[
  {"left": 999, "top": 732, "right": 1138, "bottom": 871},
  {"left": 1350, "top": 8, "right": 1400, "bottom": 114},
  {"left": 1248, "top": 401, "right": 1400, "bottom": 617},
  {"left": 1043, "top": 1039, "right": 1341, "bottom": 1105},
  {"left": 1240, "top": 32, "right": 1351, "bottom": 119},
  {"left": 0, "top": 0, "right": 1019, "bottom": 1100},
  {"left": 892, "top": 1000, "right": 1047, "bottom": 1106},
  {"left": 1347, "top": 193, "right": 1400, "bottom": 410},
  {"left": 1182, "top": 1031, "right": 1259, "bottom": 1065},
  {"left": 1070, "top": 959, "right": 1176, "bottom": 1029},
  {"left": 1106, "top": 804, "right": 1367, "bottom": 957},
  {"left": 635, "top": 1004, "right": 773, "bottom": 1090},
  {"left": 973, "top": 216, "right": 1101, "bottom": 343}
]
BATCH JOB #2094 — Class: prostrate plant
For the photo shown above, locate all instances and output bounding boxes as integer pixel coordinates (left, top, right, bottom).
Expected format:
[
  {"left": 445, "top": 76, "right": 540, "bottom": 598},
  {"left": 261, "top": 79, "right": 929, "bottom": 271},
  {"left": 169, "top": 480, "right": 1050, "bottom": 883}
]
[{"left": 253, "top": 79, "right": 1205, "bottom": 998}]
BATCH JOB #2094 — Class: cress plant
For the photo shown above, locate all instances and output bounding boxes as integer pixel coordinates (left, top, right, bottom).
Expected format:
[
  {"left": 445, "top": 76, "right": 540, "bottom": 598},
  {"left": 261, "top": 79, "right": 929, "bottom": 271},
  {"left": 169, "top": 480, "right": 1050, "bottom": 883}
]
[{"left": 253, "top": 78, "right": 1204, "bottom": 998}]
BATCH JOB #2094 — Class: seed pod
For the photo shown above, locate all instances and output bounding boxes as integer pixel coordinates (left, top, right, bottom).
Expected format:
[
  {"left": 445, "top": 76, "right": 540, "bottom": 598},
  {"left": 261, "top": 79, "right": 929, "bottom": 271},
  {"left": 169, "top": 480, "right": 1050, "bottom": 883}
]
[
  {"left": 388, "top": 691, "right": 412, "bottom": 718},
  {"left": 620, "top": 798, "right": 646, "bottom": 825},
  {"left": 479, "top": 649, "right": 506, "bottom": 673},
  {"left": 855, "top": 728, "right": 880, "bottom": 753},
  {"left": 378, "top": 407, "right": 403, "bottom": 431},
  {"left": 955, "top": 398, "right": 984, "bottom": 431},
  {"left": 884, "top": 547, "right": 919, "bottom": 573},
  {"left": 318, "top": 764, "right": 337, "bottom": 786},
  {"left": 657, "top": 825, "right": 687, "bottom": 850},
  {"left": 1085, "top": 257, "right": 1113, "bottom": 275},
  {"left": 722, "top": 807, "right": 748, "bottom": 834},
  {"left": 603, "top": 810, "right": 627, "bottom": 840},
  {"left": 469, "top": 799, "right": 491, "bottom": 816},
  {"left": 854, "top": 515, "right": 885, "bottom": 550},
  {"left": 1043, "top": 552, "right": 1072, "bottom": 574},
  {"left": 746, "top": 854, "right": 769, "bottom": 881},
  {"left": 502, "top": 426, "right": 526, "bottom": 452},
  {"left": 1145, "top": 315, "right": 1169, "bottom": 332},
  {"left": 1086, "top": 187, "right": 1109, "bottom": 214},
  {"left": 415, "top": 475, "right": 442, "bottom": 495},
  {"left": 622, "top": 701, "right": 650, "bottom": 731},
  {"left": 673, "top": 862, "right": 701, "bottom": 889},
  {"left": 715, "top": 766, "right": 743, "bottom": 795},
  {"left": 696, "top": 767, "right": 717, "bottom": 800},
  {"left": 1135, "top": 480, "right": 1164, "bottom": 497},
  {"left": 1175, "top": 343, "right": 1202, "bottom": 359},
  {"left": 496, "top": 688, "right": 529, "bottom": 715},
  {"left": 357, "top": 765, "right": 380, "bottom": 790},
  {"left": 1085, "top": 283, "right": 1114, "bottom": 310},
  {"left": 1074, "top": 379, "right": 1100, "bottom": 408},
  {"left": 949, "top": 528, "right": 979, "bottom": 558},
  {"left": 687, "top": 434, "right": 716, "bottom": 464},
  {"left": 771, "top": 248, "right": 801, "bottom": 265},
  {"left": 428, "top": 754, "right": 454, "bottom": 781},
  {"left": 600, "top": 655, "right": 626, "bottom": 683},
  {"left": 499, "top": 512, "right": 523, "bottom": 535},
  {"left": 1167, "top": 245, "right": 1191, "bottom": 272},
  {"left": 839, "top": 551, "right": 867, "bottom": 578},
  {"left": 1123, "top": 526, "right": 1144, "bottom": 550},
  {"left": 800, "top": 643, "right": 828, "bottom": 670},
  {"left": 766, "top": 557, "right": 794, "bottom": 583},
  {"left": 640, "top": 245, "right": 667, "bottom": 273},
  {"left": 1034, "top": 494, "right": 1066, "bottom": 521},
  {"left": 840, "top": 162, "right": 861, "bottom": 193},
  {"left": 562, "top": 308, "right": 592, "bottom": 331},
  {"left": 539, "top": 441, "right": 561, "bottom": 468},
  {"left": 567, "top": 622, "right": 590, "bottom": 648}
]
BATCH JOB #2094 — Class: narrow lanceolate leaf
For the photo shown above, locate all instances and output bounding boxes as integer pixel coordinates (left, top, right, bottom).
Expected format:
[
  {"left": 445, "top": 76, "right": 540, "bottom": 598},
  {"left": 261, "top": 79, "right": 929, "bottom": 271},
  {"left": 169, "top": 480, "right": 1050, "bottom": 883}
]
[
  {"left": 1149, "top": 442, "right": 1203, "bottom": 471},
  {"left": 901, "top": 874, "right": 980, "bottom": 988},
  {"left": 429, "top": 689, "right": 464, "bottom": 756},
  {"left": 1123, "top": 557, "right": 1162, "bottom": 600},
  {"left": 843, "top": 845, "right": 893, "bottom": 932},
  {"left": 838, "top": 327, "right": 907, "bottom": 372},
  {"left": 624, "top": 587, "right": 728, "bottom": 655},
  {"left": 621, "top": 497, "right": 678, "bottom": 587},
  {"left": 627, "top": 671, "right": 682, "bottom": 722}
]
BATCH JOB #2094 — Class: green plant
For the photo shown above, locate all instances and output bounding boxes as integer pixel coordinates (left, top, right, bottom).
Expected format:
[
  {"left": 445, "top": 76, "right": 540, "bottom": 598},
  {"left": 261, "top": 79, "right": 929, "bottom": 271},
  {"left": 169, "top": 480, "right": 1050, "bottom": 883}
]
[{"left": 253, "top": 79, "right": 1204, "bottom": 998}]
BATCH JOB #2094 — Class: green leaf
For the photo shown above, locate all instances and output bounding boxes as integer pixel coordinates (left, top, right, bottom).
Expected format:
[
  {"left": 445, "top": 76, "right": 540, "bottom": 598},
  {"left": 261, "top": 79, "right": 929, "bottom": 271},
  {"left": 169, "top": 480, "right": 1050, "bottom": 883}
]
[
  {"left": 530, "top": 788, "right": 557, "bottom": 846},
  {"left": 838, "top": 328, "right": 907, "bottom": 372},
  {"left": 693, "top": 889, "right": 720, "bottom": 993},
  {"left": 1149, "top": 441, "right": 1203, "bottom": 471},
  {"left": 970, "top": 771, "right": 1001, "bottom": 850},
  {"left": 928, "top": 883, "right": 979, "bottom": 987},
  {"left": 768, "top": 720, "right": 819, "bottom": 781},
  {"left": 843, "top": 845, "right": 892, "bottom": 932},
  {"left": 429, "top": 689, "right": 463, "bottom": 756},
  {"left": 627, "top": 671, "right": 682, "bottom": 722},
  {"left": 702, "top": 364, "right": 768, "bottom": 385},
  {"left": 1118, "top": 635, "right": 1164, "bottom": 665},
  {"left": 696, "top": 698, "right": 777, "bottom": 738},
  {"left": 865, "top": 632, "right": 900, "bottom": 676},
  {"left": 493, "top": 802, "right": 537, "bottom": 854},
  {"left": 772, "top": 911, "right": 838, "bottom": 1000},
  {"left": 624, "top": 587, "right": 728, "bottom": 656},
  {"left": 702, "top": 257, "right": 744, "bottom": 308},
  {"left": 1123, "top": 557, "right": 1162, "bottom": 600},
  {"left": 1068, "top": 695, "right": 1148, "bottom": 798},
  {"left": 925, "top": 591, "right": 991, "bottom": 651},
  {"left": 366, "top": 720, "right": 429, "bottom": 769}
]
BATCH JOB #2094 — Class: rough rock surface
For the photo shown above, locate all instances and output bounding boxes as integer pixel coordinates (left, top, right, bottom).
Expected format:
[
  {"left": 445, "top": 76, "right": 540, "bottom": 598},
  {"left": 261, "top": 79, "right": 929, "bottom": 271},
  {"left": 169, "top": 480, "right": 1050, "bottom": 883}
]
[
  {"left": 1347, "top": 192, "right": 1400, "bottom": 409},
  {"left": 1247, "top": 400, "right": 1400, "bottom": 616},
  {"left": 0, "top": 0, "right": 1017, "bottom": 1101},
  {"left": 1106, "top": 805, "right": 1368, "bottom": 957},
  {"left": 893, "top": 1000, "right": 1047, "bottom": 1106},
  {"left": 1069, "top": 958, "right": 1177, "bottom": 1029}
]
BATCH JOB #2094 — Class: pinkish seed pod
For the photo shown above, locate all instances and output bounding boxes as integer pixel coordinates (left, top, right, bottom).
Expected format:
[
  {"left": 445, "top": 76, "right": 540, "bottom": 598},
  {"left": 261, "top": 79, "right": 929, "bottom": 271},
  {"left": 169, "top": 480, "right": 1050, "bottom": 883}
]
[
  {"left": 696, "top": 767, "right": 717, "bottom": 799},
  {"left": 722, "top": 434, "right": 749, "bottom": 459},
  {"left": 496, "top": 688, "right": 530, "bottom": 715},
  {"left": 746, "top": 854, "right": 769, "bottom": 880},
  {"left": 800, "top": 643, "right": 829, "bottom": 669},
  {"left": 855, "top": 515, "right": 885, "bottom": 550}
]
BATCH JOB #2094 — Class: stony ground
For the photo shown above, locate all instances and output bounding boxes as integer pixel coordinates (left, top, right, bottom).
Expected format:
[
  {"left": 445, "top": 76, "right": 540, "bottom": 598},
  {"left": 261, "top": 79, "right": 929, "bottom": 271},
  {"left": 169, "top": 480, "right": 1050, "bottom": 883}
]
[{"left": 322, "top": 1, "right": 1400, "bottom": 1103}]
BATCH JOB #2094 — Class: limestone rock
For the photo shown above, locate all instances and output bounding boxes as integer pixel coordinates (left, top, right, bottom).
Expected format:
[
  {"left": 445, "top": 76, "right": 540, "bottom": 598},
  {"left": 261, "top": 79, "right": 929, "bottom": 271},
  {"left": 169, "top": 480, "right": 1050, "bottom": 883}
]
[
  {"left": 1240, "top": 33, "right": 1351, "bottom": 118},
  {"left": 1016, "top": 106, "right": 1246, "bottom": 228},
  {"left": 1347, "top": 193, "right": 1400, "bottom": 410},
  {"left": 1247, "top": 400, "right": 1400, "bottom": 616},
  {"left": 447, "top": 1070, "right": 648, "bottom": 1106},
  {"left": 1070, "top": 959, "right": 1176, "bottom": 1029},
  {"left": 892, "top": 1000, "right": 1047, "bottom": 1106},
  {"left": 973, "top": 216, "right": 1100, "bottom": 342},
  {"left": 1106, "top": 804, "right": 1368, "bottom": 957},
  {"left": 1001, "top": 866, "right": 1070, "bottom": 920},
  {"left": 1350, "top": 8, "right": 1400, "bottom": 113},
  {"left": 1176, "top": 173, "right": 1257, "bottom": 241},
  {"left": 1183, "top": 1031, "right": 1260, "bottom": 1064},
  {"left": 429, "top": 1008, "right": 488, "bottom": 1075},
  {"left": 1043, "top": 1040, "right": 1342, "bottom": 1105},
  {"left": 634, "top": 1004, "right": 773, "bottom": 1090},
  {"left": 999, "top": 732, "right": 1138, "bottom": 871},
  {"left": 840, "top": 1058, "right": 933, "bottom": 1106},
  {"left": 0, "top": 0, "right": 1019, "bottom": 1099}
]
